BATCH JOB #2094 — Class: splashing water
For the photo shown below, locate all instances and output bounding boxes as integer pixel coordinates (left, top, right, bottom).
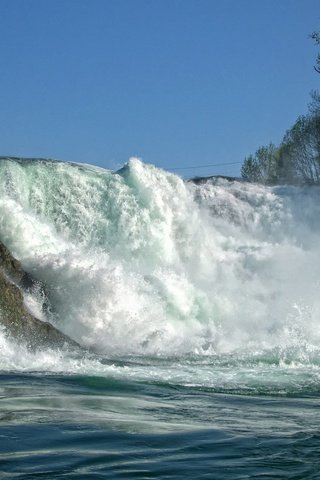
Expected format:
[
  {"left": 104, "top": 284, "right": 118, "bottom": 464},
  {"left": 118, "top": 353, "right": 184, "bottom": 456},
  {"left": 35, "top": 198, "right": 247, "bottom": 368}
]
[
  {"left": 2, "top": 157, "right": 320, "bottom": 480},
  {"left": 0, "top": 157, "right": 320, "bottom": 386}
]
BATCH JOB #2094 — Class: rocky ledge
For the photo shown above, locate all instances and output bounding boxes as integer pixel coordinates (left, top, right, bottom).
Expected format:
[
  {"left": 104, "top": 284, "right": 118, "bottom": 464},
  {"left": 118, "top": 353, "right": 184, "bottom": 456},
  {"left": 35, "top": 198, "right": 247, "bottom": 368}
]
[{"left": 0, "top": 240, "right": 78, "bottom": 349}]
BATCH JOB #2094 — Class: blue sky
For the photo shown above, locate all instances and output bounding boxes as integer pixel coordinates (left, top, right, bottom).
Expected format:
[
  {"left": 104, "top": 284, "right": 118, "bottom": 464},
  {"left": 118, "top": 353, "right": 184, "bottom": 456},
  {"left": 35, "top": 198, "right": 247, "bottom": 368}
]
[{"left": 0, "top": 0, "right": 319, "bottom": 177}]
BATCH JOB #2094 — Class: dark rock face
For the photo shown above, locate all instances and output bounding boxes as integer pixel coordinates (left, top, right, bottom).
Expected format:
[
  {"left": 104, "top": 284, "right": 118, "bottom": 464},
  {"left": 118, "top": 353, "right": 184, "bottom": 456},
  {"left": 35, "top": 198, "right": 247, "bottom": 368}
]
[
  {"left": 0, "top": 240, "right": 78, "bottom": 349},
  {"left": 189, "top": 175, "right": 243, "bottom": 184},
  {"left": 0, "top": 241, "right": 35, "bottom": 290}
]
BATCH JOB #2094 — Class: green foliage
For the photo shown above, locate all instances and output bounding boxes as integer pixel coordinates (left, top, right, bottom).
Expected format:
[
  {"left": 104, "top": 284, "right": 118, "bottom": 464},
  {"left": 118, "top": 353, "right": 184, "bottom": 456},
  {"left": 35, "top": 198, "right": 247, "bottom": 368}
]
[
  {"left": 241, "top": 154, "right": 260, "bottom": 182},
  {"left": 282, "top": 111, "right": 320, "bottom": 184},
  {"left": 241, "top": 144, "right": 281, "bottom": 185},
  {"left": 241, "top": 31, "right": 320, "bottom": 185},
  {"left": 241, "top": 93, "right": 320, "bottom": 185}
]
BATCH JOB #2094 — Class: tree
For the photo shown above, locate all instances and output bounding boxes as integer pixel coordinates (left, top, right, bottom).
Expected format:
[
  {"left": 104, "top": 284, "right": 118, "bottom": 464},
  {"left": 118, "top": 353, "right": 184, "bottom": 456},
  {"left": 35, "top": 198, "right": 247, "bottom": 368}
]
[
  {"left": 241, "top": 144, "right": 279, "bottom": 184},
  {"left": 280, "top": 112, "right": 320, "bottom": 184},
  {"left": 240, "top": 28, "right": 320, "bottom": 186},
  {"left": 310, "top": 31, "right": 320, "bottom": 74},
  {"left": 241, "top": 154, "right": 261, "bottom": 182},
  {"left": 308, "top": 90, "right": 320, "bottom": 116}
]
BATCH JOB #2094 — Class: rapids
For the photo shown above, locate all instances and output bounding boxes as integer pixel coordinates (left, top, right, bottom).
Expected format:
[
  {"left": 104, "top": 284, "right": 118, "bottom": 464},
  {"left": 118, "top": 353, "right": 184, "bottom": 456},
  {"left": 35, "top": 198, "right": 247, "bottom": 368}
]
[
  {"left": 0, "top": 156, "right": 319, "bottom": 385},
  {"left": 1, "top": 157, "right": 320, "bottom": 479}
]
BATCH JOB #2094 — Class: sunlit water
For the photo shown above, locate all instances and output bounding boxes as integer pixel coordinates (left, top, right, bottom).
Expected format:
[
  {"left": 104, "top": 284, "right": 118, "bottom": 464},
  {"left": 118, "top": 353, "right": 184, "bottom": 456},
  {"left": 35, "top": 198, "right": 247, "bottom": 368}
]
[{"left": 0, "top": 157, "right": 320, "bottom": 478}]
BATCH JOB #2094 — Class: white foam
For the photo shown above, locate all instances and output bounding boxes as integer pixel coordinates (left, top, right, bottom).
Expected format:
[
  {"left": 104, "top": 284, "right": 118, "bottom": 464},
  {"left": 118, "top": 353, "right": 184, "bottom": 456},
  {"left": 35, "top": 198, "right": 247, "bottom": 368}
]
[{"left": 0, "top": 157, "right": 320, "bottom": 361}]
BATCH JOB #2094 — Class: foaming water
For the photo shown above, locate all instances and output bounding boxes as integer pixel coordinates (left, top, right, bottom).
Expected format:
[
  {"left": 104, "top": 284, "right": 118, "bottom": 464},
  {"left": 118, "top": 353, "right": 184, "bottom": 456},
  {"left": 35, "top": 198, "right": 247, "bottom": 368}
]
[
  {"left": 1, "top": 158, "right": 320, "bottom": 478},
  {"left": 0, "top": 157, "right": 320, "bottom": 368}
]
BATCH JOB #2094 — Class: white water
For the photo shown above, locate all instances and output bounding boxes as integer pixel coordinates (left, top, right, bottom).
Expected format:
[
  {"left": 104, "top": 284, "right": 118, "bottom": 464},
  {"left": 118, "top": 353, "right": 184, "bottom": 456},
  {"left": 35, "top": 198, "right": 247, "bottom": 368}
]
[{"left": 0, "top": 157, "right": 320, "bottom": 380}]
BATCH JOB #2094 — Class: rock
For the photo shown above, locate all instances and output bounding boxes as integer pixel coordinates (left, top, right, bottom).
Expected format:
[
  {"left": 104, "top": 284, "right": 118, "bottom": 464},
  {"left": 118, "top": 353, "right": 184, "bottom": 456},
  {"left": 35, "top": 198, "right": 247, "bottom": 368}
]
[
  {"left": 0, "top": 240, "right": 78, "bottom": 349},
  {"left": 189, "top": 175, "right": 243, "bottom": 184},
  {"left": 0, "top": 241, "right": 35, "bottom": 289}
]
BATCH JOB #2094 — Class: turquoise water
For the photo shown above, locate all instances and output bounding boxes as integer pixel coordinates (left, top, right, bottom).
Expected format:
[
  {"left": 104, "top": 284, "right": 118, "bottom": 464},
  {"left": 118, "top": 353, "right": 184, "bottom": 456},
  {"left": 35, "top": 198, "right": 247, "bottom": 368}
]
[
  {"left": 1, "top": 363, "right": 320, "bottom": 479},
  {"left": 0, "top": 158, "right": 320, "bottom": 478}
]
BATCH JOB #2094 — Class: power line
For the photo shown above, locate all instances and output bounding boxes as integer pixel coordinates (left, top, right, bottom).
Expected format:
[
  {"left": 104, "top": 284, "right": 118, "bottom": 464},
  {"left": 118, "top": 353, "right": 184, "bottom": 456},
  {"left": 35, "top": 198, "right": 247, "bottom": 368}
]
[{"left": 168, "top": 161, "right": 242, "bottom": 171}]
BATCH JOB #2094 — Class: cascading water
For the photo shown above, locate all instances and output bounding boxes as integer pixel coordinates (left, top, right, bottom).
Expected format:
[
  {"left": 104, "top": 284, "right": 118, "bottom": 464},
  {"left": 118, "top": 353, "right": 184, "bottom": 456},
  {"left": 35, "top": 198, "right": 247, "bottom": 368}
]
[
  {"left": 1, "top": 157, "right": 320, "bottom": 478},
  {"left": 0, "top": 157, "right": 320, "bottom": 389}
]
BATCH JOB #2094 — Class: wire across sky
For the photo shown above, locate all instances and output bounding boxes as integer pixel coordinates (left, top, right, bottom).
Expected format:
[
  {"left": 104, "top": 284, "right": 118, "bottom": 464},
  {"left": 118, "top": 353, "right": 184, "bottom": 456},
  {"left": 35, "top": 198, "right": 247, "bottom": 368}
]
[{"left": 168, "top": 161, "right": 243, "bottom": 171}]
